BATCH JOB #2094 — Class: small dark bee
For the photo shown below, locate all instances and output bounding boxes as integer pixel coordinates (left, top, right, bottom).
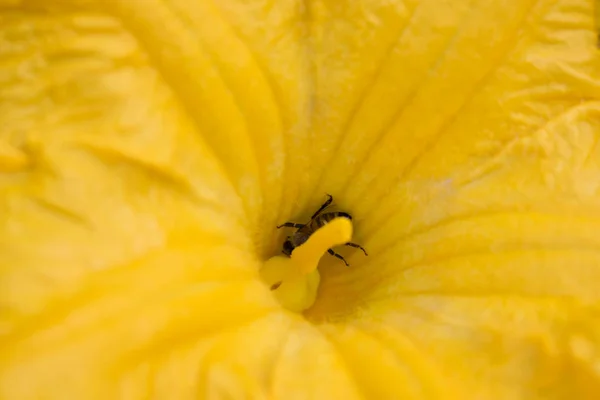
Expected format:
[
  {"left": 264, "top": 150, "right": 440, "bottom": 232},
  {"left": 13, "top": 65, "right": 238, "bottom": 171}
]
[{"left": 277, "top": 194, "right": 368, "bottom": 266}]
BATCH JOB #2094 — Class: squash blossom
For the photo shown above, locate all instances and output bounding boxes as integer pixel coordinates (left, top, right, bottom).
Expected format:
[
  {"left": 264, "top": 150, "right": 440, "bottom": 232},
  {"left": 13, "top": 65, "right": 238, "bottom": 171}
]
[{"left": 2, "top": 0, "right": 600, "bottom": 398}]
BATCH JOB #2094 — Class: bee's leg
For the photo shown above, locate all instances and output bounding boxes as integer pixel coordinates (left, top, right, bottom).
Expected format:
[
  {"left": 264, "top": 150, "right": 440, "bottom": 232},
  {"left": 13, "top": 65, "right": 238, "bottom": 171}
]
[
  {"left": 276, "top": 222, "right": 304, "bottom": 229},
  {"left": 345, "top": 242, "right": 368, "bottom": 256},
  {"left": 327, "top": 248, "right": 350, "bottom": 267},
  {"left": 311, "top": 194, "right": 333, "bottom": 220}
]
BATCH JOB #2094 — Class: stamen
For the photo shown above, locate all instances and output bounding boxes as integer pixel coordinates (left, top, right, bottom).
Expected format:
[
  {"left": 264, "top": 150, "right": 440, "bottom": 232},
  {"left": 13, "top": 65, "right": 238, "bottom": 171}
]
[
  {"left": 260, "top": 218, "right": 353, "bottom": 312},
  {"left": 291, "top": 217, "right": 353, "bottom": 273}
]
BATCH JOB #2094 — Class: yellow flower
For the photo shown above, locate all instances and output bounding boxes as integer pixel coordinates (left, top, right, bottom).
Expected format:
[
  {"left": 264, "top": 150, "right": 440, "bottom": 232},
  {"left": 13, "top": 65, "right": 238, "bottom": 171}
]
[{"left": 2, "top": 0, "right": 600, "bottom": 398}]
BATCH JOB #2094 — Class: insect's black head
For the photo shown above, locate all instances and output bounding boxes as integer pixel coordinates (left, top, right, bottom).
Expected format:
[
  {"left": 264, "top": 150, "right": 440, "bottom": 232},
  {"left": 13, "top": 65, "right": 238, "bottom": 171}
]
[{"left": 282, "top": 238, "right": 295, "bottom": 256}]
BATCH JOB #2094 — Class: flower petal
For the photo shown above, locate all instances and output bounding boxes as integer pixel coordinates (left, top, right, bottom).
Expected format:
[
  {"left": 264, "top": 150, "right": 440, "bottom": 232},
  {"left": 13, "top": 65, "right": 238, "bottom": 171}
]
[
  {"left": 2, "top": 0, "right": 600, "bottom": 398},
  {"left": 0, "top": 3, "right": 279, "bottom": 397},
  {"left": 308, "top": 0, "right": 600, "bottom": 316}
]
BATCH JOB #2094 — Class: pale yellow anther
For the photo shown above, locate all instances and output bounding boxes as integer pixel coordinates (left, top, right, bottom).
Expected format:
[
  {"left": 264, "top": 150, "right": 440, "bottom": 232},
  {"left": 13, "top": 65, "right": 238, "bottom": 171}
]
[
  {"left": 290, "top": 217, "right": 353, "bottom": 274},
  {"left": 260, "top": 218, "right": 354, "bottom": 312}
]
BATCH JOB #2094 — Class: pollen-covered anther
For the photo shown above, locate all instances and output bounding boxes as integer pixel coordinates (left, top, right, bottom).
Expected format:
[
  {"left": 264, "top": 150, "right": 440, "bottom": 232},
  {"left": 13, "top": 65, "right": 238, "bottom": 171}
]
[{"left": 260, "top": 217, "right": 354, "bottom": 312}]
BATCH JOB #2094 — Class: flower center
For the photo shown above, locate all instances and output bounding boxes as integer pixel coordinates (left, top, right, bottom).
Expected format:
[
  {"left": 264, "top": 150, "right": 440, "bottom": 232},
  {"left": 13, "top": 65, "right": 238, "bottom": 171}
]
[{"left": 259, "top": 218, "right": 354, "bottom": 312}]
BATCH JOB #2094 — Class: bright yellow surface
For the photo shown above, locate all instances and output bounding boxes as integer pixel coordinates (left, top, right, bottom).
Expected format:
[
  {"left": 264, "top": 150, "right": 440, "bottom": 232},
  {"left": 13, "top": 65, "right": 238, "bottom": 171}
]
[{"left": 1, "top": 0, "right": 600, "bottom": 399}]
